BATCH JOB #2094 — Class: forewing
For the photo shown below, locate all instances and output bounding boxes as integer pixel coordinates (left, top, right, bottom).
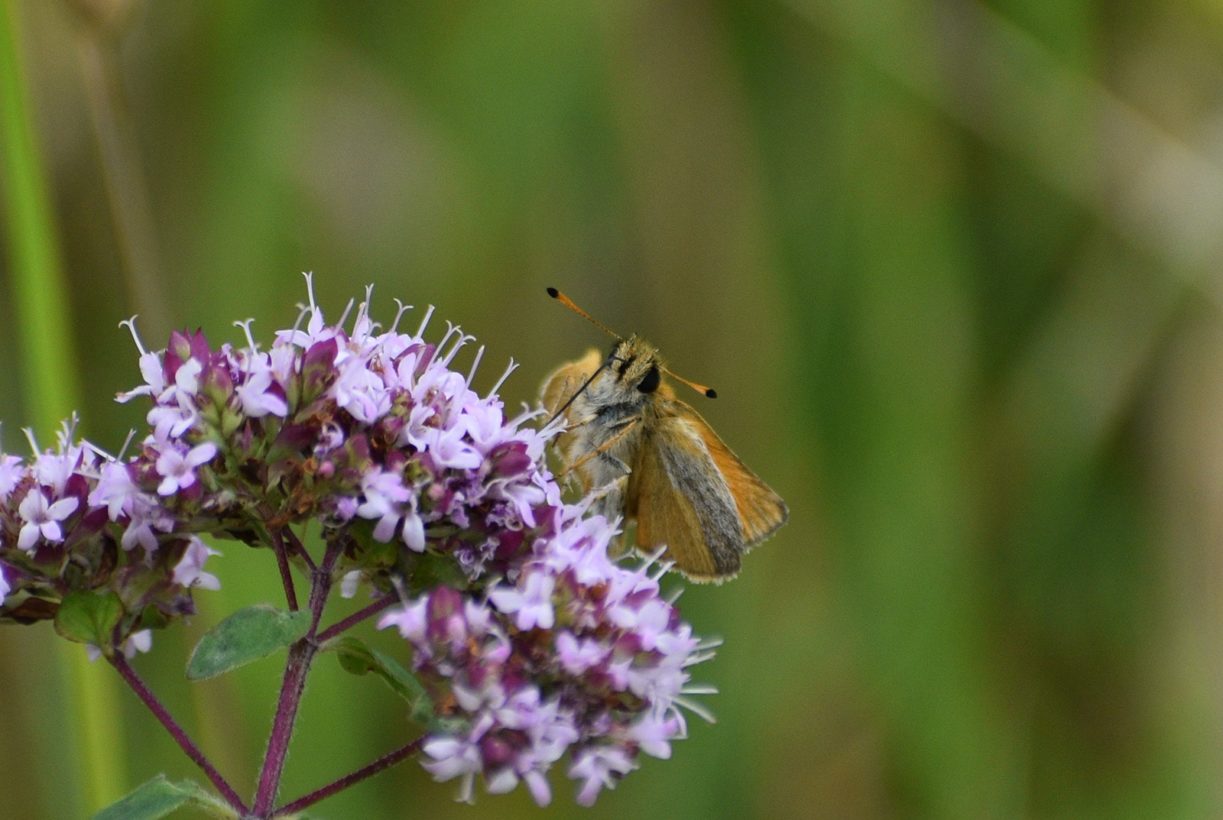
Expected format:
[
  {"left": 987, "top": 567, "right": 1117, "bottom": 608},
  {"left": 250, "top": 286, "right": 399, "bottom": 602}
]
[{"left": 630, "top": 416, "right": 744, "bottom": 581}]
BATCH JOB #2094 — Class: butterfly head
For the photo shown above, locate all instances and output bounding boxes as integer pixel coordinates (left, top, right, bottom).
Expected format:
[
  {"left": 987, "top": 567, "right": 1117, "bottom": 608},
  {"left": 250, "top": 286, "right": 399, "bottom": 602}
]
[{"left": 607, "top": 336, "right": 664, "bottom": 397}]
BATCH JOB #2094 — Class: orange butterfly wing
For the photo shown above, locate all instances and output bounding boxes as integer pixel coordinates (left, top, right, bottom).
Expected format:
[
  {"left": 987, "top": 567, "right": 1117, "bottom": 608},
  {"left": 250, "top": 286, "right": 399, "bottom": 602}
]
[
  {"left": 540, "top": 348, "right": 602, "bottom": 418},
  {"left": 629, "top": 400, "right": 787, "bottom": 582},
  {"left": 688, "top": 406, "right": 789, "bottom": 546},
  {"left": 631, "top": 427, "right": 731, "bottom": 580}
]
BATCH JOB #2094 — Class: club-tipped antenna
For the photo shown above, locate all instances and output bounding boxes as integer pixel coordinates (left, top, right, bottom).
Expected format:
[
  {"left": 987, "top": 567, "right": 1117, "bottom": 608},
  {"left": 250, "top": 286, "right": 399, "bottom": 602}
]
[
  {"left": 547, "top": 287, "right": 623, "bottom": 341},
  {"left": 663, "top": 366, "right": 718, "bottom": 399}
]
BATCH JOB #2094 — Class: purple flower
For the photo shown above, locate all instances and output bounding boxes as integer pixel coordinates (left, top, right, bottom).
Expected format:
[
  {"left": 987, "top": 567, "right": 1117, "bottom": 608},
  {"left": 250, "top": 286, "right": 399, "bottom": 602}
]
[
  {"left": 0, "top": 279, "right": 719, "bottom": 809},
  {"left": 421, "top": 426, "right": 482, "bottom": 471},
  {"left": 122, "top": 496, "right": 173, "bottom": 553},
  {"left": 569, "top": 746, "right": 635, "bottom": 806},
  {"left": 87, "top": 628, "right": 152, "bottom": 662},
  {"left": 422, "top": 732, "right": 485, "bottom": 804},
  {"left": 173, "top": 357, "right": 203, "bottom": 396},
  {"left": 378, "top": 597, "right": 428, "bottom": 643},
  {"left": 556, "top": 631, "right": 607, "bottom": 675},
  {"left": 148, "top": 394, "right": 199, "bottom": 440},
  {"left": 155, "top": 442, "right": 217, "bottom": 496},
  {"left": 380, "top": 505, "right": 713, "bottom": 806},
  {"left": 356, "top": 468, "right": 411, "bottom": 542},
  {"left": 627, "top": 712, "right": 682, "bottom": 760},
  {"left": 17, "top": 489, "right": 79, "bottom": 551},
  {"left": 489, "top": 570, "right": 555, "bottom": 630},
  {"left": 333, "top": 356, "right": 391, "bottom": 423},
  {"left": 172, "top": 537, "right": 222, "bottom": 590},
  {"left": 33, "top": 449, "right": 80, "bottom": 495},
  {"left": 89, "top": 461, "right": 141, "bottom": 521},
  {"left": 234, "top": 360, "right": 288, "bottom": 418},
  {"left": 0, "top": 455, "right": 24, "bottom": 501}
]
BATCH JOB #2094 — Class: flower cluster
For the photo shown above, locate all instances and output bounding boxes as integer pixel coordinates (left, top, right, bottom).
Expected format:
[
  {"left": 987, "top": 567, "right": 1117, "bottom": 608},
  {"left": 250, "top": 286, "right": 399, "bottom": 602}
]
[
  {"left": 0, "top": 278, "right": 714, "bottom": 806},
  {"left": 380, "top": 505, "right": 715, "bottom": 806},
  {"left": 0, "top": 419, "right": 218, "bottom": 651},
  {"left": 117, "top": 281, "right": 554, "bottom": 579}
]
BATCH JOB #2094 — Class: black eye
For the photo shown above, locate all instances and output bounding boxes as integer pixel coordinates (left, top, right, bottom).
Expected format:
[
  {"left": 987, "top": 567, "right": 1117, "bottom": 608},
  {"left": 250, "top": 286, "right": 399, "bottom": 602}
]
[{"left": 637, "top": 365, "right": 660, "bottom": 393}]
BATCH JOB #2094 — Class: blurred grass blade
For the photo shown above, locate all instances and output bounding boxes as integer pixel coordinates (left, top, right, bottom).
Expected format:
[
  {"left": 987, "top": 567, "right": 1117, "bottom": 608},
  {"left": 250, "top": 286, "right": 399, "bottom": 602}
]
[
  {"left": 0, "top": 0, "right": 81, "bottom": 431},
  {"left": 0, "top": 0, "right": 124, "bottom": 812}
]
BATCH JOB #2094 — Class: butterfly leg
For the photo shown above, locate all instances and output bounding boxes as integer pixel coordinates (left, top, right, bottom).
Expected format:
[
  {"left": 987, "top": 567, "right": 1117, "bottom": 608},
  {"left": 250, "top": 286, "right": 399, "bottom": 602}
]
[
  {"left": 557, "top": 416, "right": 640, "bottom": 479},
  {"left": 589, "top": 476, "right": 632, "bottom": 558}
]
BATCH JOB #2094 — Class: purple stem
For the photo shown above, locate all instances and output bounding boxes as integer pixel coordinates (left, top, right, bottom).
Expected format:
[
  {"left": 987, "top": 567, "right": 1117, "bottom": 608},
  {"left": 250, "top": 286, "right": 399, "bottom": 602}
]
[
  {"left": 316, "top": 594, "right": 396, "bottom": 644},
  {"left": 250, "top": 540, "right": 340, "bottom": 816},
  {"left": 281, "top": 526, "right": 317, "bottom": 572},
  {"left": 272, "top": 738, "right": 423, "bottom": 816},
  {"left": 269, "top": 527, "right": 299, "bottom": 611},
  {"left": 111, "top": 655, "right": 247, "bottom": 813}
]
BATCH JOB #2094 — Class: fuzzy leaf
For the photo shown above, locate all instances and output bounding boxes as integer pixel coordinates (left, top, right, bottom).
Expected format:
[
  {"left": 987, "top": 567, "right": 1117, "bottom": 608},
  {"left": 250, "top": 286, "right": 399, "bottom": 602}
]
[
  {"left": 187, "top": 605, "right": 311, "bottom": 680},
  {"left": 91, "top": 775, "right": 231, "bottom": 820},
  {"left": 330, "top": 636, "right": 433, "bottom": 723},
  {"left": 54, "top": 590, "right": 122, "bottom": 647}
]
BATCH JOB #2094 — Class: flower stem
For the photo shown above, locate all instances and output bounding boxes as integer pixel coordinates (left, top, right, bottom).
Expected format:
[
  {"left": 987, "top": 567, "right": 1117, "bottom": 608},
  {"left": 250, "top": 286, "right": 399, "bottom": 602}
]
[
  {"left": 316, "top": 594, "right": 396, "bottom": 644},
  {"left": 110, "top": 655, "right": 247, "bottom": 813},
  {"left": 281, "top": 526, "right": 316, "bottom": 572},
  {"left": 269, "top": 527, "right": 298, "bottom": 611},
  {"left": 272, "top": 738, "right": 423, "bottom": 816},
  {"left": 250, "top": 541, "right": 339, "bottom": 816}
]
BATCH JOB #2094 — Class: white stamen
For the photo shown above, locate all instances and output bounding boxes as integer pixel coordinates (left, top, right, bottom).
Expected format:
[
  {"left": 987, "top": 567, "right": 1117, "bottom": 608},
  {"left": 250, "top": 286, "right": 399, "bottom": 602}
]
[
  {"left": 439, "top": 332, "right": 474, "bottom": 369},
  {"left": 289, "top": 303, "right": 309, "bottom": 336},
  {"left": 118, "top": 316, "right": 147, "bottom": 356},
  {"left": 507, "top": 405, "right": 545, "bottom": 428},
  {"left": 389, "top": 299, "right": 413, "bottom": 335},
  {"left": 465, "top": 344, "right": 485, "bottom": 386},
  {"left": 22, "top": 427, "right": 39, "bottom": 455},
  {"left": 489, "top": 358, "right": 518, "bottom": 397},
  {"left": 302, "top": 271, "right": 317, "bottom": 311},
  {"left": 674, "top": 694, "right": 717, "bottom": 724},
  {"left": 233, "top": 318, "right": 259, "bottom": 354},
  {"left": 336, "top": 297, "right": 356, "bottom": 330},
  {"left": 414, "top": 304, "right": 436, "bottom": 339},
  {"left": 115, "top": 429, "right": 138, "bottom": 460},
  {"left": 434, "top": 321, "right": 459, "bottom": 357},
  {"left": 352, "top": 285, "right": 375, "bottom": 331},
  {"left": 56, "top": 415, "right": 79, "bottom": 449}
]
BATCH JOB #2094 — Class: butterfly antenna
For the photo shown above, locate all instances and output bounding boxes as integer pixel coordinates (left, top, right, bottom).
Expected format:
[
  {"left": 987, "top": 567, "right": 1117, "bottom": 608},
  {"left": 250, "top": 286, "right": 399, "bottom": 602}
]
[
  {"left": 547, "top": 287, "right": 623, "bottom": 341},
  {"left": 663, "top": 366, "right": 718, "bottom": 399}
]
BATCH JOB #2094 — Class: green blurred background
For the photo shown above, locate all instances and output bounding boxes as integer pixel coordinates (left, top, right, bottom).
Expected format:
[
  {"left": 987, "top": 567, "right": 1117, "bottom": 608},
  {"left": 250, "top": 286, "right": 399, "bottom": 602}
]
[{"left": 1, "top": 0, "right": 1220, "bottom": 817}]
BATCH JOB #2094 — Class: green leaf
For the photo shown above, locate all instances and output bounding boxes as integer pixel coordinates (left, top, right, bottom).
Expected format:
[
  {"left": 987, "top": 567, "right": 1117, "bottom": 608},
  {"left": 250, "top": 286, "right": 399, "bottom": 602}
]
[
  {"left": 91, "top": 775, "right": 235, "bottom": 820},
  {"left": 401, "top": 550, "right": 465, "bottom": 595},
  {"left": 54, "top": 590, "right": 122, "bottom": 647},
  {"left": 173, "top": 780, "right": 236, "bottom": 818},
  {"left": 186, "top": 605, "right": 311, "bottom": 680},
  {"left": 330, "top": 636, "right": 433, "bottom": 723}
]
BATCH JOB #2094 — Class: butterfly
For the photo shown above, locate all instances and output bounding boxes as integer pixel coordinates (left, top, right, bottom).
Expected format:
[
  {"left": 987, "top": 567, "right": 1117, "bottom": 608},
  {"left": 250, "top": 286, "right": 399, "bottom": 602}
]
[{"left": 540, "top": 288, "right": 787, "bottom": 581}]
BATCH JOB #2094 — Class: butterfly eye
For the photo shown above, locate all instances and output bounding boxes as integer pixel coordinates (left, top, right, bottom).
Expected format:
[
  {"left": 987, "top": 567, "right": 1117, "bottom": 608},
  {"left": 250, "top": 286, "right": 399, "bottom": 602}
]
[{"left": 637, "top": 365, "right": 660, "bottom": 394}]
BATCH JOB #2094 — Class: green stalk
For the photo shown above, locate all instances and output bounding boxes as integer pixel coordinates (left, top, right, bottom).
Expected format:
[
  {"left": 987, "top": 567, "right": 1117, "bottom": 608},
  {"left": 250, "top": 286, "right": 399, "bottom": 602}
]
[{"left": 0, "top": 0, "right": 126, "bottom": 813}]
